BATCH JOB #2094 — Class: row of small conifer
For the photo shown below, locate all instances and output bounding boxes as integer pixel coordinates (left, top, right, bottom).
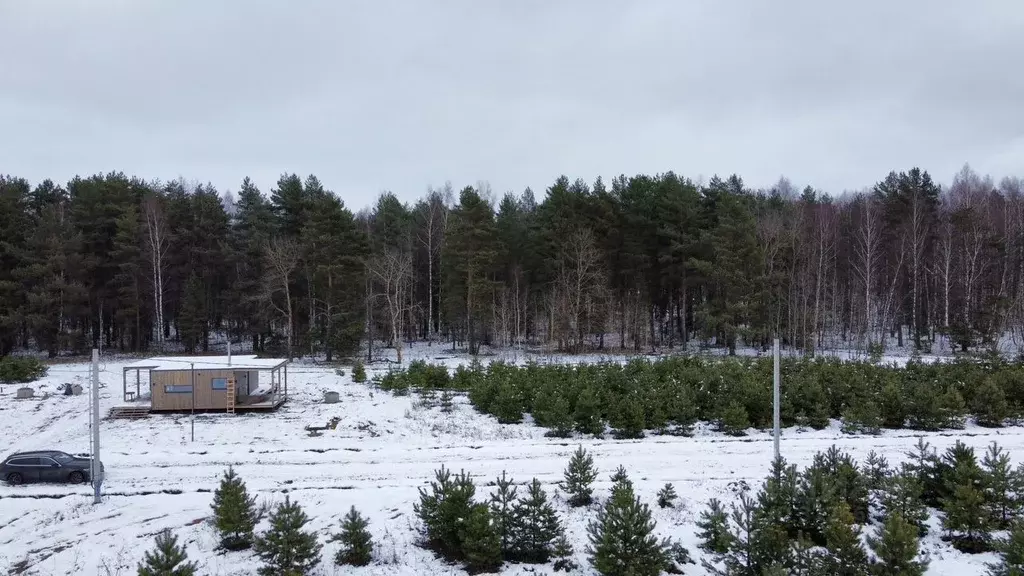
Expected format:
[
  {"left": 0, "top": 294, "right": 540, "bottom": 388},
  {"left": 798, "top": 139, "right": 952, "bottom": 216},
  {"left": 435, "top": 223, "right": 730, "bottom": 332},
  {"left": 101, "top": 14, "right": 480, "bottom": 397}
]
[{"left": 136, "top": 466, "right": 371, "bottom": 576}]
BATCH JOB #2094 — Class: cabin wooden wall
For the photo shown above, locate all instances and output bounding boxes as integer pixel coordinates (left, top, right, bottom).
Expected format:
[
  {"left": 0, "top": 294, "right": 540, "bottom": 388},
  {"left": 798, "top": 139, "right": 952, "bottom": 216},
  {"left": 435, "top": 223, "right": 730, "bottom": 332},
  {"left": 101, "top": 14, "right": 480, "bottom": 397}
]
[{"left": 151, "top": 369, "right": 235, "bottom": 411}]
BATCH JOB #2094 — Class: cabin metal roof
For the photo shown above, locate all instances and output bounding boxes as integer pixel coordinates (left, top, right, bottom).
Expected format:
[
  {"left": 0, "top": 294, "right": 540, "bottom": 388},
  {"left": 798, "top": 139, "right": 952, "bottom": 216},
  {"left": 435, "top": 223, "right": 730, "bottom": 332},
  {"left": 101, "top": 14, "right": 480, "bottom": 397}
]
[{"left": 123, "top": 355, "right": 288, "bottom": 372}]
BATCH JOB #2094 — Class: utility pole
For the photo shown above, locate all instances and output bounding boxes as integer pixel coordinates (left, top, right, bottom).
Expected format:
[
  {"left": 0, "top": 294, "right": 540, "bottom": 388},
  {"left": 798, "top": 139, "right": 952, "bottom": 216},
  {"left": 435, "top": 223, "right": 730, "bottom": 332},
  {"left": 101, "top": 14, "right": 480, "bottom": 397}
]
[
  {"left": 773, "top": 338, "right": 781, "bottom": 461},
  {"left": 91, "top": 348, "right": 102, "bottom": 504},
  {"left": 190, "top": 362, "right": 195, "bottom": 442}
]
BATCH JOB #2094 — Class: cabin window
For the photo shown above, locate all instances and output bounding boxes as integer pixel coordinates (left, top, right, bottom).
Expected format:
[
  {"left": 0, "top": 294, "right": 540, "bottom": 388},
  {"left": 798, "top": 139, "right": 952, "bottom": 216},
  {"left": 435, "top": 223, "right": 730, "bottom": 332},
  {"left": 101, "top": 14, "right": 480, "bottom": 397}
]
[
  {"left": 165, "top": 385, "right": 193, "bottom": 393},
  {"left": 212, "top": 378, "right": 227, "bottom": 390}
]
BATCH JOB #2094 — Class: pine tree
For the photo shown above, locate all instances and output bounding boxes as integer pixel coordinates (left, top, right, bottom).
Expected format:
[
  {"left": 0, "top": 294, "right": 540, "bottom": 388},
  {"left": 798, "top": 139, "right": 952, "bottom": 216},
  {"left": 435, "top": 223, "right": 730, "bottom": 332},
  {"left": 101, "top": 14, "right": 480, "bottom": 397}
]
[
  {"left": 491, "top": 383, "right": 522, "bottom": 424},
  {"left": 587, "top": 482, "right": 667, "bottom": 576},
  {"left": 177, "top": 272, "right": 206, "bottom": 353},
  {"left": 661, "top": 540, "right": 694, "bottom": 574},
  {"left": 789, "top": 535, "right": 822, "bottom": 576},
  {"left": 819, "top": 503, "right": 869, "bottom": 576},
  {"left": 868, "top": 512, "right": 928, "bottom": 576},
  {"left": 983, "top": 442, "right": 1018, "bottom": 528},
  {"left": 658, "top": 483, "right": 678, "bottom": 508},
  {"left": 753, "top": 458, "right": 798, "bottom": 570},
  {"left": 758, "top": 457, "right": 799, "bottom": 539},
  {"left": 352, "top": 361, "right": 367, "bottom": 382},
  {"left": 210, "top": 466, "right": 263, "bottom": 550},
  {"left": 414, "top": 466, "right": 477, "bottom": 559},
  {"left": 440, "top": 388, "right": 455, "bottom": 413},
  {"left": 563, "top": 446, "right": 598, "bottom": 507},
  {"left": 489, "top": 471, "right": 518, "bottom": 558},
  {"left": 552, "top": 531, "right": 577, "bottom": 572},
  {"left": 880, "top": 467, "right": 929, "bottom": 536},
  {"left": 690, "top": 180, "right": 760, "bottom": 355},
  {"left": 842, "top": 396, "right": 882, "bottom": 435},
  {"left": 609, "top": 465, "right": 632, "bottom": 496},
  {"left": 460, "top": 503, "right": 503, "bottom": 573},
  {"left": 510, "top": 478, "right": 562, "bottom": 563},
  {"left": 543, "top": 390, "right": 574, "bottom": 437},
  {"left": 330, "top": 506, "right": 373, "bottom": 566},
  {"left": 697, "top": 498, "right": 735, "bottom": 554},
  {"left": 719, "top": 401, "right": 751, "bottom": 436},
  {"left": 862, "top": 450, "right": 891, "bottom": 492},
  {"left": 574, "top": 385, "right": 605, "bottom": 436},
  {"left": 904, "top": 437, "right": 942, "bottom": 506},
  {"left": 442, "top": 186, "right": 498, "bottom": 355},
  {"left": 610, "top": 393, "right": 646, "bottom": 439},
  {"left": 942, "top": 480, "right": 992, "bottom": 552},
  {"left": 252, "top": 496, "right": 322, "bottom": 576},
  {"left": 701, "top": 492, "right": 758, "bottom": 576},
  {"left": 795, "top": 463, "right": 837, "bottom": 544},
  {"left": 137, "top": 530, "right": 197, "bottom": 576},
  {"left": 301, "top": 190, "right": 367, "bottom": 360},
  {"left": 938, "top": 386, "right": 967, "bottom": 429},
  {"left": 987, "top": 520, "right": 1024, "bottom": 576},
  {"left": 974, "top": 376, "right": 1009, "bottom": 427}
]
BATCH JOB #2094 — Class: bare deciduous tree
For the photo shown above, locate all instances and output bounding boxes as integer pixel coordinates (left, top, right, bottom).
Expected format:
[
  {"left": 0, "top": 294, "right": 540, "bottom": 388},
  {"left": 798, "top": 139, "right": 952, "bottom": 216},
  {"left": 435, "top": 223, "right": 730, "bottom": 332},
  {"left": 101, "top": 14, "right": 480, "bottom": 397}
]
[
  {"left": 556, "top": 228, "right": 606, "bottom": 352},
  {"left": 417, "top": 187, "right": 448, "bottom": 341},
  {"left": 370, "top": 247, "right": 413, "bottom": 363},
  {"left": 262, "top": 238, "right": 300, "bottom": 359},
  {"left": 143, "top": 192, "right": 169, "bottom": 348},
  {"left": 851, "top": 193, "right": 881, "bottom": 347}
]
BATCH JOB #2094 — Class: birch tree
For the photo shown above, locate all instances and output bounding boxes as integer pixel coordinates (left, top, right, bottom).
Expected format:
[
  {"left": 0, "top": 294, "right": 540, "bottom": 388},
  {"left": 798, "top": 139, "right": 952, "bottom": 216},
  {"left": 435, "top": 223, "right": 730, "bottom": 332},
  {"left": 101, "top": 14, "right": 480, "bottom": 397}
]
[
  {"left": 370, "top": 247, "right": 413, "bottom": 363},
  {"left": 262, "top": 238, "right": 300, "bottom": 359},
  {"left": 143, "top": 192, "right": 170, "bottom": 348}
]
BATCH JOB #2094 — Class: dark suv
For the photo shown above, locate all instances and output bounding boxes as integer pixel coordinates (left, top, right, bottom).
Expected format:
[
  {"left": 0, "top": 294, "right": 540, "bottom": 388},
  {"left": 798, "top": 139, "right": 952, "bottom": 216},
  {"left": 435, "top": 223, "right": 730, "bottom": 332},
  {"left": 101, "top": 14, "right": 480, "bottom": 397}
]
[{"left": 1, "top": 451, "right": 103, "bottom": 485}]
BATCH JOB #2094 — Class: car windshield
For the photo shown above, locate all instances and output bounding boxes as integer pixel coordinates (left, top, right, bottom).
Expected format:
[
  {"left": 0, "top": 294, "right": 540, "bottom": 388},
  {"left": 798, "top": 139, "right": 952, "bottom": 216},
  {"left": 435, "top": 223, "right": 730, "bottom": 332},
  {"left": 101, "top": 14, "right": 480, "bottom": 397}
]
[{"left": 52, "top": 453, "right": 74, "bottom": 463}]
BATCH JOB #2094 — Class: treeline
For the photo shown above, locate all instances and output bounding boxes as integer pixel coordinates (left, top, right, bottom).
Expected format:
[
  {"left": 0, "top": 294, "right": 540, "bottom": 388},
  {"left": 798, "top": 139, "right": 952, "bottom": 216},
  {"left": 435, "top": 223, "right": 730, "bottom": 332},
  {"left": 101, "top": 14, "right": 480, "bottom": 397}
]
[
  {"left": 1, "top": 164, "right": 1022, "bottom": 360},
  {"left": 379, "top": 356, "right": 1024, "bottom": 436}
]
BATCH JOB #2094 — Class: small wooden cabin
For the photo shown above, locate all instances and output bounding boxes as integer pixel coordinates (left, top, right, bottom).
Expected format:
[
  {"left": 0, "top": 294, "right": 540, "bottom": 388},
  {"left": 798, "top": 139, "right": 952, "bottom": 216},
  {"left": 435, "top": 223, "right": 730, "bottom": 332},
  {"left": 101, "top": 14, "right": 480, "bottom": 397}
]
[{"left": 122, "top": 355, "right": 289, "bottom": 412}]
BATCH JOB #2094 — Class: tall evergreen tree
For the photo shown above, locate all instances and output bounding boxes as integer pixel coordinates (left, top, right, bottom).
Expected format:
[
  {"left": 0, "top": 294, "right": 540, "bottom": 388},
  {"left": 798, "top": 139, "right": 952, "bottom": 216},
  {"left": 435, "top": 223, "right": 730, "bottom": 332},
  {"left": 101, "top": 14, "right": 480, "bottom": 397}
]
[
  {"left": 302, "top": 191, "right": 367, "bottom": 360},
  {"left": 20, "top": 183, "right": 86, "bottom": 356},
  {"left": 229, "top": 177, "right": 276, "bottom": 350},
  {"left": 442, "top": 186, "right": 497, "bottom": 354},
  {"left": 177, "top": 273, "right": 206, "bottom": 353},
  {"left": 0, "top": 176, "right": 32, "bottom": 355},
  {"left": 270, "top": 173, "right": 309, "bottom": 239},
  {"left": 691, "top": 176, "right": 761, "bottom": 354}
]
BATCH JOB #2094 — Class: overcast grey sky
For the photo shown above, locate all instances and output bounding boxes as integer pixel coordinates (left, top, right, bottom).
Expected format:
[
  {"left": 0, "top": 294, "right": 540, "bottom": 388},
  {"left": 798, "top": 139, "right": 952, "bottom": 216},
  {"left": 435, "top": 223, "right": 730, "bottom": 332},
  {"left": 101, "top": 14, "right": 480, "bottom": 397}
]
[{"left": 1, "top": 1, "right": 1022, "bottom": 207}]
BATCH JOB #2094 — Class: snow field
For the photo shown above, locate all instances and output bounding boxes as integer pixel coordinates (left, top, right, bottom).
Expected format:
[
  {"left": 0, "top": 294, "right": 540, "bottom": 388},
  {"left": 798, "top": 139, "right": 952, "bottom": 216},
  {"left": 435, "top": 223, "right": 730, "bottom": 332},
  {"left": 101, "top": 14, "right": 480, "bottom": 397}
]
[{"left": 0, "top": 344, "right": 1014, "bottom": 575}]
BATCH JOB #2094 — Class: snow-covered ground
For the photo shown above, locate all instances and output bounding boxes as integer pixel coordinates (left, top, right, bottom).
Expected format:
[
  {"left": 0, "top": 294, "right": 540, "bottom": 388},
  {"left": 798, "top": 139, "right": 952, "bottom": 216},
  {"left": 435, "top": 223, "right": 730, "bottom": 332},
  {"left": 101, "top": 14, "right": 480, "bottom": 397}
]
[{"left": 0, "top": 343, "right": 1012, "bottom": 575}]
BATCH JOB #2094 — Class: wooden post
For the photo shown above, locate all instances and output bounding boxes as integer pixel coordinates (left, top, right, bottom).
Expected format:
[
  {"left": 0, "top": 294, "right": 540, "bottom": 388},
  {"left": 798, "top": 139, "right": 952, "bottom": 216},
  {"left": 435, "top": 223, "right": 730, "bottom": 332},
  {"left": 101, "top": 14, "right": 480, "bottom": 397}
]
[
  {"left": 91, "top": 349, "right": 102, "bottom": 504},
  {"left": 773, "top": 338, "right": 781, "bottom": 460}
]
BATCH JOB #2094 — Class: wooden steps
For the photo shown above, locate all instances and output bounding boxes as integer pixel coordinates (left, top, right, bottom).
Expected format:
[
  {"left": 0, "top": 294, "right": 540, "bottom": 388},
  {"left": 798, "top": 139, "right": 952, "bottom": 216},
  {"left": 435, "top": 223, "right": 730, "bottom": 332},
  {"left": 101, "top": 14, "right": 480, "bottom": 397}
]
[
  {"left": 106, "top": 406, "right": 151, "bottom": 420},
  {"left": 226, "top": 377, "right": 236, "bottom": 414}
]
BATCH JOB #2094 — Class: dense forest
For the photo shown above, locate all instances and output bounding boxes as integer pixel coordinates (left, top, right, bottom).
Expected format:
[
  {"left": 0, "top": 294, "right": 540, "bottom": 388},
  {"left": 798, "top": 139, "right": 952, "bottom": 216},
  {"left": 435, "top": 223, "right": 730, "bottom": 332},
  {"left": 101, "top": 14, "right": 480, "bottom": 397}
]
[{"left": 0, "top": 165, "right": 1022, "bottom": 361}]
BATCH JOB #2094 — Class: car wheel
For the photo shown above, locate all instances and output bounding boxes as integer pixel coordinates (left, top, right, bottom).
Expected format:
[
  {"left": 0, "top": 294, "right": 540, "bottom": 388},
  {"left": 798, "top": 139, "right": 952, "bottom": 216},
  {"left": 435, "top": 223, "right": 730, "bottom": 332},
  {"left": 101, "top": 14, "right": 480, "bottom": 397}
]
[
  {"left": 6, "top": 472, "right": 23, "bottom": 486},
  {"left": 68, "top": 471, "right": 86, "bottom": 484}
]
